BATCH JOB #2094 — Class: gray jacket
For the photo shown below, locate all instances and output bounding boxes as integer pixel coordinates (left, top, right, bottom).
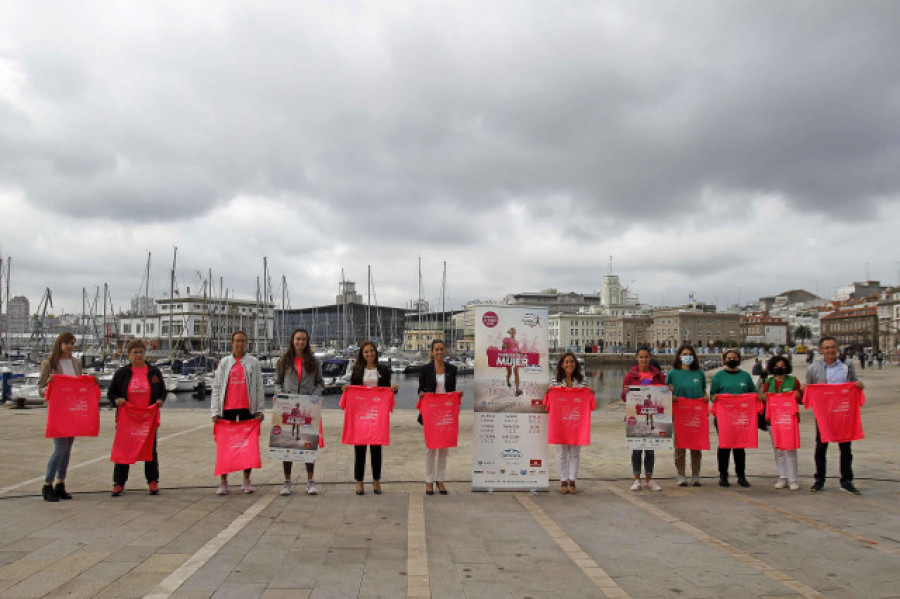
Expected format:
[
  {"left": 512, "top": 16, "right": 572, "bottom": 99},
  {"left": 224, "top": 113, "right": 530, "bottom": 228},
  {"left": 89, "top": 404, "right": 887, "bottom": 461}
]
[
  {"left": 211, "top": 354, "right": 265, "bottom": 417},
  {"left": 275, "top": 359, "right": 324, "bottom": 396},
  {"left": 806, "top": 359, "right": 858, "bottom": 386}
]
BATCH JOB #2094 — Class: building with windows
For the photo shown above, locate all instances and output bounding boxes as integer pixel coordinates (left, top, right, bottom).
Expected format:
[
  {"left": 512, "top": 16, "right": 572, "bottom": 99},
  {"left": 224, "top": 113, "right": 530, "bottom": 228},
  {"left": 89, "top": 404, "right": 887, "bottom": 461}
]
[
  {"left": 650, "top": 308, "right": 741, "bottom": 350},
  {"left": 118, "top": 294, "right": 275, "bottom": 356},
  {"left": 740, "top": 312, "right": 789, "bottom": 346},
  {"left": 548, "top": 313, "right": 605, "bottom": 351},
  {"left": 603, "top": 315, "right": 653, "bottom": 352},
  {"left": 820, "top": 305, "right": 879, "bottom": 352},
  {"left": 276, "top": 303, "right": 408, "bottom": 351}
]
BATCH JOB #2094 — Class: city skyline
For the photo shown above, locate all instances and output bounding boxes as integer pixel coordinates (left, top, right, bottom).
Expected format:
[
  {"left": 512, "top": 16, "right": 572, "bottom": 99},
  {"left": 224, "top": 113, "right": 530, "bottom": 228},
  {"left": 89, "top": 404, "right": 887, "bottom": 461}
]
[{"left": 2, "top": 2, "right": 899, "bottom": 314}]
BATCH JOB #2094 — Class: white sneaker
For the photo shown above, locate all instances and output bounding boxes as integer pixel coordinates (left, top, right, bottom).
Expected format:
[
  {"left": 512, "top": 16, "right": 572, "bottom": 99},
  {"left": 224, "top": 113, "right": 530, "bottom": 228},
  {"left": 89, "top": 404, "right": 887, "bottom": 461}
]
[
  {"left": 242, "top": 480, "right": 255, "bottom": 494},
  {"left": 306, "top": 481, "right": 319, "bottom": 495},
  {"left": 216, "top": 482, "right": 229, "bottom": 496},
  {"left": 630, "top": 479, "right": 642, "bottom": 492},
  {"left": 645, "top": 481, "right": 662, "bottom": 492},
  {"left": 789, "top": 481, "right": 800, "bottom": 491},
  {"left": 774, "top": 478, "right": 788, "bottom": 489},
  {"left": 280, "top": 481, "right": 292, "bottom": 496}
]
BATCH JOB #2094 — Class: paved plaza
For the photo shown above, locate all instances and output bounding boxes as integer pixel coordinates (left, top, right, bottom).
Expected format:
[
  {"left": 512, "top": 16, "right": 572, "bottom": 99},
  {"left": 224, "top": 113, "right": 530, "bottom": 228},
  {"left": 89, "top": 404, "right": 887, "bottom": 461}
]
[{"left": 1, "top": 357, "right": 898, "bottom": 598}]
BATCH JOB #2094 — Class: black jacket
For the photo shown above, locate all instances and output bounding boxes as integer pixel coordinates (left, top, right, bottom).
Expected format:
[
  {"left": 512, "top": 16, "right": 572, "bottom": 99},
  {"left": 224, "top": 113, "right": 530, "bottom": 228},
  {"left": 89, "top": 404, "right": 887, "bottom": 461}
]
[
  {"left": 108, "top": 364, "right": 168, "bottom": 408},
  {"left": 418, "top": 362, "right": 458, "bottom": 394},
  {"left": 350, "top": 363, "right": 393, "bottom": 388}
]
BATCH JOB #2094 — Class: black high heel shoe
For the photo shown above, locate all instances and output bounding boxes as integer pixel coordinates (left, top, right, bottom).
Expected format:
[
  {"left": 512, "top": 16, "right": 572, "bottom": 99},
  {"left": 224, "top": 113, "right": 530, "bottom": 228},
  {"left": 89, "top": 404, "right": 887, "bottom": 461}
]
[
  {"left": 355, "top": 482, "right": 365, "bottom": 495},
  {"left": 437, "top": 482, "right": 448, "bottom": 495},
  {"left": 426, "top": 483, "right": 434, "bottom": 496},
  {"left": 373, "top": 481, "right": 382, "bottom": 495}
]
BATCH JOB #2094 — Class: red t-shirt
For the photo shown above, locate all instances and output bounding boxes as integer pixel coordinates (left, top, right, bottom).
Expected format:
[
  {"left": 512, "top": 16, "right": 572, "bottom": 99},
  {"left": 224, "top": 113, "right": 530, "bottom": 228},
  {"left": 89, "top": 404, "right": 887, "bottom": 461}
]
[
  {"left": 127, "top": 366, "right": 152, "bottom": 408},
  {"left": 224, "top": 359, "right": 250, "bottom": 411},
  {"left": 673, "top": 398, "right": 710, "bottom": 450},
  {"left": 340, "top": 385, "right": 394, "bottom": 445}
]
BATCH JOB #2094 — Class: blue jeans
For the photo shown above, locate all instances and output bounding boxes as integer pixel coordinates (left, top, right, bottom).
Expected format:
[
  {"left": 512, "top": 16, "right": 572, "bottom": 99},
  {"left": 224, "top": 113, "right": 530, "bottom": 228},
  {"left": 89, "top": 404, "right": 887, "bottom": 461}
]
[{"left": 45, "top": 437, "right": 75, "bottom": 483}]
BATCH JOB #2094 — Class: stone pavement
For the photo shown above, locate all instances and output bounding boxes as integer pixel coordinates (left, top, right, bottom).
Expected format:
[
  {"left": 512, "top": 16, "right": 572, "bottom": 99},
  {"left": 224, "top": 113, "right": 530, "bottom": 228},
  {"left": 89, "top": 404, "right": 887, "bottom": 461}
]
[{"left": 1, "top": 357, "right": 898, "bottom": 598}]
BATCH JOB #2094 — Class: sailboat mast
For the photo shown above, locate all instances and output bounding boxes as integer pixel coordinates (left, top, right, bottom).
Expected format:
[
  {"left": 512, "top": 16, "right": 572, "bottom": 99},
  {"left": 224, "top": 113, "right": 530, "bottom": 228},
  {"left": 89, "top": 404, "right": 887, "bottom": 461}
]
[
  {"left": 442, "top": 260, "right": 447, "bottom": 348},
  {"left": 168, "top": 247, "right": 177, "bottom": 353},
  {"left": 3, "top": 257, "right": 9, "bottom": 358}
]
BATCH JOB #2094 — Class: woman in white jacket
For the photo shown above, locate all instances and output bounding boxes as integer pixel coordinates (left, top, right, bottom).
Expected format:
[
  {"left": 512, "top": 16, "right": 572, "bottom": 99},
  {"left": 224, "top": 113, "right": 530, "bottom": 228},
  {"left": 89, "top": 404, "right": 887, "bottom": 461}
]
[{"left": 211, "top": 331, "right": 265, "bottom": 495}]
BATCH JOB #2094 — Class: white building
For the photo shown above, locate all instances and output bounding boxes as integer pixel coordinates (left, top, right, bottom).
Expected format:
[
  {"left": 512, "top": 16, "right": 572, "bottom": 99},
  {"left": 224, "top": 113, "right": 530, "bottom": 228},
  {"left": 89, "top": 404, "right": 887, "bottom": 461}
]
[
  {"left": 118, "top": 294, "right": 275, "bottom": 355},
  {"left": 548, "top": 312, "right": 605, "bottom": 351}
]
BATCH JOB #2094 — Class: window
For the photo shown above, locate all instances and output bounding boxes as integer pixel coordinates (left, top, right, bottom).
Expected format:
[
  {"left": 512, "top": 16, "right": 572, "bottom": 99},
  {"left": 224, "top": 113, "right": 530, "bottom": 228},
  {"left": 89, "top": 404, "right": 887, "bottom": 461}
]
[{"left": 123, "top": 324, "right": 131, "bottom": 333}]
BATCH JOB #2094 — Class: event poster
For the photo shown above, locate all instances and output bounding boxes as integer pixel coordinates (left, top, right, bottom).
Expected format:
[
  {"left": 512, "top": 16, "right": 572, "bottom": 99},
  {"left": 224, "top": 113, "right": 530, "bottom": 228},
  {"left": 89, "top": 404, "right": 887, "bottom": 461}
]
[
  {"left": 473, "top": 306, "right": 549, "bottom": 413},
  {"left": 625, "top": 385, "right": 673, "bottom": 450},
  {"left": 472, "top": 305, "right": 550, "bottom": 491},
  {"left": 268, "top": 394, "right": 321, "bottom": 462}
]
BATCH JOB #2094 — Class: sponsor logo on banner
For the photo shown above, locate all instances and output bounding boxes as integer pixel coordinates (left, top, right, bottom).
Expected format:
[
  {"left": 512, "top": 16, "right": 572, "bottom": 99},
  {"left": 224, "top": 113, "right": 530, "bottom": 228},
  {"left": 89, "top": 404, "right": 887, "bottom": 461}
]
[
  {"left": 482, "top": 311, "right": 499, "bottom": 327},
  {"left": 521, "top": 312, "right": 541, "bottom": 328},
  {"left": 530, "top": 459, "right": 542, "bottom": 467},
  {"left": 500, "top": 448, "right": 523, "bottom": 459}
]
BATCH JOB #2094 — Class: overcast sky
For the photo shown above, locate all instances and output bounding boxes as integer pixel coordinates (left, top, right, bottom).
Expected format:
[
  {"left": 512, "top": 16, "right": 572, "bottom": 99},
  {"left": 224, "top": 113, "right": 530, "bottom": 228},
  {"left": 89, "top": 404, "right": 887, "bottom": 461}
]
[{"left": 2, "top": 1, "right": 899, "bottom": 317}]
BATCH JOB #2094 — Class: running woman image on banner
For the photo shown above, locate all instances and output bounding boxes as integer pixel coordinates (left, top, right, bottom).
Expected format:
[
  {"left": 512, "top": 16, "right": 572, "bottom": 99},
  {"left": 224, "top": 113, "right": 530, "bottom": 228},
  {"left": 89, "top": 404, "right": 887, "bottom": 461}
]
[
  {"left": 625, "top": 385, "right": 673, "bottom": 450},
  {"left": 268, "top": 394, "right": 321, "bottom": 462},
  {"left": 474, "top": 306, "right": 549, "bottom": 413}
]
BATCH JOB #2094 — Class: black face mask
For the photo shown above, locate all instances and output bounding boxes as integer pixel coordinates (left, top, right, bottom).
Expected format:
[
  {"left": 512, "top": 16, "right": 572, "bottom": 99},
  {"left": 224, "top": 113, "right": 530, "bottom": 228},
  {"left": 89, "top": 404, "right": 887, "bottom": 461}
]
[
  {"left": 725, "top": 359, "right": 740, "bottom": 369},
  {"left": 772, "top": 367, "right": 787, "bottom": 375}
]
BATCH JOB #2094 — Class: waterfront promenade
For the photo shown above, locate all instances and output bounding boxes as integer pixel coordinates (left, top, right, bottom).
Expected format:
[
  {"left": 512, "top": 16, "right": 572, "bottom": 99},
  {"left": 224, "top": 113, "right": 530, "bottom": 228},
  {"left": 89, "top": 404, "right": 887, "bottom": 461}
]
[{"left": 0, "top": 357, "right": 898, "bottom": 598}]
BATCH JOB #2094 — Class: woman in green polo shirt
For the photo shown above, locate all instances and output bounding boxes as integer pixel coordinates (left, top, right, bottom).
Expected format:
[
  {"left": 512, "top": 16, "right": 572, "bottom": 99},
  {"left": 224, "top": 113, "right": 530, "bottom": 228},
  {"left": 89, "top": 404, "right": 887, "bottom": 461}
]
[
  {"left": 709, "top": 349, "right": 755, "bottom": 488},
  {"left": 666, "top": 345, "right": 708, "bottom": 486}
]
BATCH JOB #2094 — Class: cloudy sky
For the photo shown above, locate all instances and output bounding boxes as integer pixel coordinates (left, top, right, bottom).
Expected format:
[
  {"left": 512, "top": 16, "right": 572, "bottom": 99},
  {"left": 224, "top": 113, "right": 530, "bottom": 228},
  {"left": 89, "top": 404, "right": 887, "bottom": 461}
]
[{"left": 2, "top": 1, "right": 899, "bottom": 317}]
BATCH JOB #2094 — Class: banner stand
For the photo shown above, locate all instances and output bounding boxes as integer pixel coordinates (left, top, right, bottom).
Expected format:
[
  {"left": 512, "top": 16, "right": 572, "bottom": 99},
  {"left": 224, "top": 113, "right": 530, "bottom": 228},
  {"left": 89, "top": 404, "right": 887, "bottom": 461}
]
[{"left": 471, "top": 305, "right": 550, "bottom": 492}]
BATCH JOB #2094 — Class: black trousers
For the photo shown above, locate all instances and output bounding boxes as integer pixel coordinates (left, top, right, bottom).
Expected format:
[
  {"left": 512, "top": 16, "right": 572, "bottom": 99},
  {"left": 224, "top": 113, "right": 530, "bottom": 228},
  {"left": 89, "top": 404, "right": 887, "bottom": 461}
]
[
  {"left": 814, "top": 425, "right": 853, "bottom": 483},
  {"left": 713, "top": 417, "right": 746, "bottom": 478},
  {"left": 113, "top": 434, "right": 159, "bottom": 485},
  {"left": 717, "top": 448, "right": 746, "bottom": 478},
  {"left": 354, "top": 445, "right": 382, "bottom": 481}
]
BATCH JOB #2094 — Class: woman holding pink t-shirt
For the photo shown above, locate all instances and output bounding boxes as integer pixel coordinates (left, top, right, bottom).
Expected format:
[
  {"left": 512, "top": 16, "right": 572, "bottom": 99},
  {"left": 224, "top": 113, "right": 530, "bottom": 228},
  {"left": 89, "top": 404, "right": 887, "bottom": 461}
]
[
  {"left": 547, "top": 352, "right": 590, "bottom": 495},
  {"left": 211, "top": 331, "right": 265, "bottom": 495},
  {"left": 107, "top": 338, "right": 167, "bottom": 497},
  {"left": 503, "top": 327, "right": 523, "bottom": 397}
]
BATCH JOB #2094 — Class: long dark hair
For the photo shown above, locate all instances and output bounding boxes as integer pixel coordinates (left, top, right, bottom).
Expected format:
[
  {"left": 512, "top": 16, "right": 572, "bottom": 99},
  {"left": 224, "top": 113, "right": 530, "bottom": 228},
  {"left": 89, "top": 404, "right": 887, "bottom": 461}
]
[
  {"left": 554, "top": 352, "right": 584, "bottom": 383},
  {"left": 276, "top": 328, "right": 318, "bottom": 379},
  {"left": 48, "top": 332, "right": 75, "bottom": 371},
  {"left": 672, "top": 344, "right": 699, "bottom": 371},
  {"left": 351, "top": 340, "right": 379, "bottom": 380}
]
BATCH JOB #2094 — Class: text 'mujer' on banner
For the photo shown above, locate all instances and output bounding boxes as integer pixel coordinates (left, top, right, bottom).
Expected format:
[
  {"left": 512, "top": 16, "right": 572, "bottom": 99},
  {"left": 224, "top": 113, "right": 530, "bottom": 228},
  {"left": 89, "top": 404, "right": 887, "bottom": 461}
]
[
  {"left": 269, "top": 394, "right": 322, "bottom": 463},
  {"left": 472, "top": 305, "right": 549, "bottom": 491},
  {"left": 625, "top": 386, "right": 673, "bottom": 450}
]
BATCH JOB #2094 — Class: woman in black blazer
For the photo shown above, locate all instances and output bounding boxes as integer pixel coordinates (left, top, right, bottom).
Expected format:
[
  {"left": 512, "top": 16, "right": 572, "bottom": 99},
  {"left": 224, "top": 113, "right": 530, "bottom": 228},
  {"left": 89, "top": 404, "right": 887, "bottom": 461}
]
[
  {"left": 346, "top": 341, "right": 397, "bottom": 495},
  {"left": 417, "top": 339, "right": 461, "bottom": 495}
]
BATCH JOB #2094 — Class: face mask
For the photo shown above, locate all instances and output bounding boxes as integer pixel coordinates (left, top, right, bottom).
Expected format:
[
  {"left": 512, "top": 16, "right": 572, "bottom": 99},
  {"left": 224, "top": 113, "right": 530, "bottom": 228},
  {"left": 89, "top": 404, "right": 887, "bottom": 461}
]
[
  {"left": 725, "top": 359, "right": 740, "bottom": 369},
  {"left": 681, "top": 354, "right": 694, "bottom": 365},
  {"left": 772, "top": 367, "right": 787, "bottom": 375}
]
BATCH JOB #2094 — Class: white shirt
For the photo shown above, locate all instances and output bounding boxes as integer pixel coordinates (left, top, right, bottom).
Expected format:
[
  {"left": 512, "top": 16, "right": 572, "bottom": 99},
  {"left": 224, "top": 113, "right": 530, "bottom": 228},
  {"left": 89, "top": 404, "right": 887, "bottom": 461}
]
[
  {"left": 435, "top": 373, "right": 446, "bottom": 394},
  {"left": 59, "top": 359, "right": 76, "bottom": 376},
  {"left": 363, "top": 368, "right": 379, "bottom": 387}
]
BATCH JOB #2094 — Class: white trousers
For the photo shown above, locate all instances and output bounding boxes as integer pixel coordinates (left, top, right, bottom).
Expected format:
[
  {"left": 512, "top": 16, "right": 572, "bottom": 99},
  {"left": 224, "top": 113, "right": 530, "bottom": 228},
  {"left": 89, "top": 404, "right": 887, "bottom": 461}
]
[
  {"left": 425, "top": 448, "right": 449, "bottom": 483},
  {"left": 556, "top": 445, "right": 581, "bottom": 482},
  {"left": 770, "top": 432, "right": 798, "bottom": 482}
]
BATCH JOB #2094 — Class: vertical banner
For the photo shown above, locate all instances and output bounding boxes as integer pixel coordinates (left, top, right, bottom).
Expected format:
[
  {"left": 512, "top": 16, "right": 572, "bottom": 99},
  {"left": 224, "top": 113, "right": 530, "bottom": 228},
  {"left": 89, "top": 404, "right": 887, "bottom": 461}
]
[
  {"left": 625, "top": 386, "right": 673, "bottom": 450},
  {"left": 472, "top": 305, "right": 549, "bottom": 491},
  {"left": 269, "top": 394, "right": 321, "bottom": 462}
]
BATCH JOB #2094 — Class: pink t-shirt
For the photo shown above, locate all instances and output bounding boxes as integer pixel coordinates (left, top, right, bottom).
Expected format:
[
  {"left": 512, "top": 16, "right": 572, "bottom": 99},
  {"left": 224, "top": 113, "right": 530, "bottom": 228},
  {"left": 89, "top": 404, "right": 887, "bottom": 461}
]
[
  {"left": 502, "top": 337, "right": 520, "bottom": 353},
  {"left": 417, "top": 392, "right": 462, "bottom": 449},
  {"left": 544, "top": 386, "right": 596, "bottom": 445},
  {"left": 711, "top": 393, "right": 761, "bottom": 449},
  {"left": 340, "top": 385, "right": 394, "bottom": 445},
  {"left": 294, "top": 358, "right": 304, "bottom": 384},
  {"left": 127, "top": 366, "right": 152, "bottom": 408},
  {"left": 765, "top": 392, "right": 800, "bottom": 450},
  {"left": 804, "top": 383, "right": 865, "bottom": 443},
  {"left": 673, "top": 398, "right": 710, "bottom": 450},
  {"left": 224, "top": 359, "right": 250, "bottom": 411}
]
